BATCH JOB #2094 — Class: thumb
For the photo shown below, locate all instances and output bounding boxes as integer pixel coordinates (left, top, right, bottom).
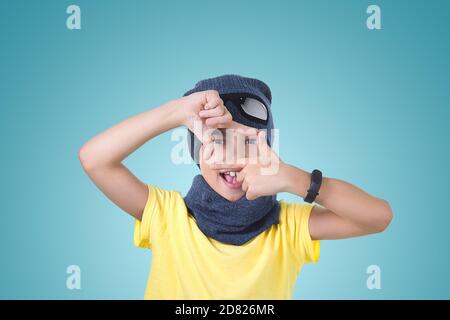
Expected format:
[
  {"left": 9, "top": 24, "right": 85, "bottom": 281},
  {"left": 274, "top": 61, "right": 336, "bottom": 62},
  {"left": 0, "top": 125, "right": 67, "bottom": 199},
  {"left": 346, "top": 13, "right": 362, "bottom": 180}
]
[
  {"left": 204, "top": 90, "right": 222, "bottom": 110},
  {"left": 236, "top": 169, "right": 246, "bottom": 183}
]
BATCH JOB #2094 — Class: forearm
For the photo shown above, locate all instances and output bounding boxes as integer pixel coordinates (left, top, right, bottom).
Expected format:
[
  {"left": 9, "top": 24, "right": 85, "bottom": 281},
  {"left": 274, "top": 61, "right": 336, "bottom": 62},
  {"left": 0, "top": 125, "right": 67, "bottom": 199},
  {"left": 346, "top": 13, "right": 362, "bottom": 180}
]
[
  {"left": 284, "top": 164, "right": 393, "bottom": 229},
  {"left": 79, "top": 98, "right": 184, "bottom": 170}
]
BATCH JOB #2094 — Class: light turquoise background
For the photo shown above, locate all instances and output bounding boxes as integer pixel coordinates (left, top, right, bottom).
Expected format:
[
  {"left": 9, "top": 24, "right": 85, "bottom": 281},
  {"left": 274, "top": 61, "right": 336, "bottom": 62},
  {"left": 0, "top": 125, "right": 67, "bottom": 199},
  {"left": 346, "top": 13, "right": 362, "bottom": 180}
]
[{"left": 1, "top": 0, "right": 449, "bottom": 299}]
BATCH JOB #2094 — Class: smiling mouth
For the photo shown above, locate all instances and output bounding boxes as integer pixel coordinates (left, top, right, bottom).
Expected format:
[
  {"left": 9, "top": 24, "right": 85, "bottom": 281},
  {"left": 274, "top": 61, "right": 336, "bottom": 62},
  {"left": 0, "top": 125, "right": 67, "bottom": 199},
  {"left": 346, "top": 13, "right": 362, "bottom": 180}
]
[{"left": 219, "top": 171, "right": 243, "bottom": 189}]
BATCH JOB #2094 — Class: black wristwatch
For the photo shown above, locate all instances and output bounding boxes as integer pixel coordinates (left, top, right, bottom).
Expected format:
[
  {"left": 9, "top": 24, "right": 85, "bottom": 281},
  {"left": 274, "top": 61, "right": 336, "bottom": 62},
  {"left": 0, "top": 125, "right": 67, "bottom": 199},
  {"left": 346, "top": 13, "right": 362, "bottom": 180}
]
[{"left": 304, "top": 169, "right": 322, "bottom": 203}]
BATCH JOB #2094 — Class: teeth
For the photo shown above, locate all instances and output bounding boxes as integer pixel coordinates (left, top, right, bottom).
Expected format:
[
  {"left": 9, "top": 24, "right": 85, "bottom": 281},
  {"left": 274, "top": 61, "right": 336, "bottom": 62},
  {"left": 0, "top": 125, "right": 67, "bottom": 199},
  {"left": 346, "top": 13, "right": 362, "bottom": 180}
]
[{"left": 222, "top": 171, "right": 238, "bottom": 177}]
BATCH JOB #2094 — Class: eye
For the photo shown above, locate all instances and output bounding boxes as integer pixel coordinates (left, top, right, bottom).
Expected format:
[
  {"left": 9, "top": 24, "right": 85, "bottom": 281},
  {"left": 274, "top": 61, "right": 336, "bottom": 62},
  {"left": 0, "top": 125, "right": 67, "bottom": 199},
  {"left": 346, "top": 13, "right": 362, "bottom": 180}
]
[
  {"left": 245, "top": 138, "right": 256, "bottom": 145},
  {"left": 210, "top": 128, "right": 225, "bottom": 145},
  {"left": 213, "top": 138, "right": 225, "bottom": 145}
]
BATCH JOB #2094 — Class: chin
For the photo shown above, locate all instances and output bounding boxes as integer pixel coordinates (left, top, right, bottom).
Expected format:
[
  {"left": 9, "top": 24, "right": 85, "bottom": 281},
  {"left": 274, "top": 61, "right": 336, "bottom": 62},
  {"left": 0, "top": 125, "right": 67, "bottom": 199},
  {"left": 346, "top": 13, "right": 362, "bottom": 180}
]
[{"left": 220, "top": 190, "right": 245, "bottom": 202}]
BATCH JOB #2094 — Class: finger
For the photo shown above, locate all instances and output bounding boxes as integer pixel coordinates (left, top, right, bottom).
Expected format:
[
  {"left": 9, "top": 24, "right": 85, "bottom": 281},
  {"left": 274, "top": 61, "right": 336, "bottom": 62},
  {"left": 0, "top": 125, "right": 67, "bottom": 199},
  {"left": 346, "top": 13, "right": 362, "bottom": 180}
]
[
  {"left": 246, "top": 190, "right": 257, "bottom": 201},
  {"left": 190, "top": 117, "right": 205, "bottom": 143},
  {"left": 200, "top": 127, "right": 217, "bottom": 144},
  {"left": 204, "top": 99, "right": 222, "bottom": 110},
  {"left": 227, "top": 121, "right": 252, "bottom": 132},
  {"left": 257, "top": 130, "right": 269, "bottom": 152},
  {"left": 205, "top": 113, "right": 232, "bottom": 128},
  {"left": 202, "top": 141, "right": 215, "bottom": 161},
  {"left": 257, "top": 130, "right": 273, "bottom": 166},
  {"left": 204, "top": 94, "right": 223, "bottom": 110},
  {"left": 236, "top": 169, "right": 246, "bottom": 183},
  {"left": 241, "top": 179, "right": 248, "bottom": 192},
  {"left": 244, "top": 127, "right": 258, "bottom": 137},
  {"left": 199, "top": 105, "right": 225, "bottom": 118}
]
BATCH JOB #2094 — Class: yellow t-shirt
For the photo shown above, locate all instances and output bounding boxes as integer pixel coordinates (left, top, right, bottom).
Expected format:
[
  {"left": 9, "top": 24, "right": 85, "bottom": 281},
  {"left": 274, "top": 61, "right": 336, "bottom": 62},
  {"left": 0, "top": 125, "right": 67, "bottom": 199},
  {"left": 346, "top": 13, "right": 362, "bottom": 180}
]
[{"left": 134, "top": 184, "right": 320, "bottom": 300}]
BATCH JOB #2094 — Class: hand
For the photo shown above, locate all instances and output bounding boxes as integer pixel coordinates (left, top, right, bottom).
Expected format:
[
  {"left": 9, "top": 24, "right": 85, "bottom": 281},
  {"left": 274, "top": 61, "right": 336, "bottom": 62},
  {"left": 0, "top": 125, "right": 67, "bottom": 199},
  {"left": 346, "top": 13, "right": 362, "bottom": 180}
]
[
  {"left": 236, "top": 131, "right": 291, "bottom": 200},
  {"left": 180, "top": 90, "right": 232, "bottom": 142}
]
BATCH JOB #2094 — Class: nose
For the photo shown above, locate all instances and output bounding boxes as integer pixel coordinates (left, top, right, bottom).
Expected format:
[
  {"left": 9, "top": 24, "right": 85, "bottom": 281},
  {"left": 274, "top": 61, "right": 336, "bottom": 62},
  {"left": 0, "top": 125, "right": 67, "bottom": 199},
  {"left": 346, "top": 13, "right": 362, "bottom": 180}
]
[
  {"left": 214, "top": 137, "right": 257, "bottom": 164},
  {"left": 202, "top": 125, "right": 259, "bottom": 167}
]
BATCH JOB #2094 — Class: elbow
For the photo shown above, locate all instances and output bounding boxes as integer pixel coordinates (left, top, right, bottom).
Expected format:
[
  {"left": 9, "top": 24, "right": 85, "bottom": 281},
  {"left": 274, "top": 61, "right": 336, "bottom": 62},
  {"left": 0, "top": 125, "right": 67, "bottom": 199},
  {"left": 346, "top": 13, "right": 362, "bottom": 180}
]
[
  {"left": 369, "top": 199, "right": 393, "bottom": 234},
  {"left": 78, "top": 143, "right": 95, "bottom": 172}
]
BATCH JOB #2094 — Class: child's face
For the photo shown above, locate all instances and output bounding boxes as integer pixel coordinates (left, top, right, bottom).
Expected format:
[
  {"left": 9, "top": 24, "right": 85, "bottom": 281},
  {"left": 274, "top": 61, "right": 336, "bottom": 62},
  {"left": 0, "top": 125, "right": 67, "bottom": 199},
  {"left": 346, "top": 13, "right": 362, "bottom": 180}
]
[{"left": 199, "top": 125, "right": 259, "bottom": 202}]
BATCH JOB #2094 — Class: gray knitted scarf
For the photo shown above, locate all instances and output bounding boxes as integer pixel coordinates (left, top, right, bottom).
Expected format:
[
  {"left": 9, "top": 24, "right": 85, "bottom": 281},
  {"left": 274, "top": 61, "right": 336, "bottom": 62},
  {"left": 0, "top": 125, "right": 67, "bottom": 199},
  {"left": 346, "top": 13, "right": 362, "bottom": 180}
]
[{"left": 184, "top": 175, "right": 280, "bottom": 245}]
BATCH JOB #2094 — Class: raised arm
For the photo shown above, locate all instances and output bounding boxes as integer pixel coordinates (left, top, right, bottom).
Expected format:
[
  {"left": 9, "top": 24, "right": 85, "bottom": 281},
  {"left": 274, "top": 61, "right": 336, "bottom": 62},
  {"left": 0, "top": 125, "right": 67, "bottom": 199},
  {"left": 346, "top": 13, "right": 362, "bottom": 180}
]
[
  {"left": 284, "top": 166, "right": 393, "bottom": 240},
  {"left": 78, "top": 90, "right": 231, "bottom": 220},
  {"left": 235, "top": 131, "right": 393, "bottom": 240}
]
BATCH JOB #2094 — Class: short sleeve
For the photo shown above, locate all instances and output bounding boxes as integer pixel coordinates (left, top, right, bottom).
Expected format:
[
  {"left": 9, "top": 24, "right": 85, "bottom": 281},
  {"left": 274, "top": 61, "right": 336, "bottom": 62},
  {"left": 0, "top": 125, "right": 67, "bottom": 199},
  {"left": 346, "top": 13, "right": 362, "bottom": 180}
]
[
  {"left": 133, "top": 184, "right": 173, "bottom": 249},
  {"left": 283, "top": 201, "right": 320, "bottom": 264}
]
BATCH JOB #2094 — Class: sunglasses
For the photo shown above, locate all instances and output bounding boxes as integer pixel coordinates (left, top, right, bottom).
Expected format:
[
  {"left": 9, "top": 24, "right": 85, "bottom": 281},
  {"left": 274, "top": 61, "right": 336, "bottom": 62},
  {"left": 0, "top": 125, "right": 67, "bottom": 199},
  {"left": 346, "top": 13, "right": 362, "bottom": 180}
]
[{"left": 220, "top": 93, "right": 269, "bottom": 125}]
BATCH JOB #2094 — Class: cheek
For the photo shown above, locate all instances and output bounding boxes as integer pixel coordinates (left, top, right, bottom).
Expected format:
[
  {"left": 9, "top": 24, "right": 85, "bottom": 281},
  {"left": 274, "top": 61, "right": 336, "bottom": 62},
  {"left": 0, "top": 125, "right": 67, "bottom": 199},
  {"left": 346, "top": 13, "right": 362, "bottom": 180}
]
[
  {"left": 199, "top": 159, "right": 220, "bottom": 184},
  {"left": 200, "top": 166, "right": 223, "bottom": 195},
  {"left": 200, "top": 166, "right": 216, "bottom": 180}
]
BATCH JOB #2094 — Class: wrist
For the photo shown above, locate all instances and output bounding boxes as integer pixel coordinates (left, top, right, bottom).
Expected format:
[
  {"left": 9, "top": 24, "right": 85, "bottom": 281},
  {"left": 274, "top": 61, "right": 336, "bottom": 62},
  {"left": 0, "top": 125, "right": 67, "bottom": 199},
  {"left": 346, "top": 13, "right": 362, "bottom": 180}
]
[
  {"left": 282, "top": 164, "right": 311, "bottom": 198},
  {"left": 165, "top": 97, "right": 188, "bottom": 128}
]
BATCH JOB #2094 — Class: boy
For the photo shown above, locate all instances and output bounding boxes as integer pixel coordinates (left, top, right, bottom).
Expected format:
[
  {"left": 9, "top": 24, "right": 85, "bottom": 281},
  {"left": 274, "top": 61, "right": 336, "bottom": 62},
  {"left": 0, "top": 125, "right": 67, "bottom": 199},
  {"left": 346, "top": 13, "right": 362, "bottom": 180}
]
[{"left": 79, "top": 74, "right": 393, "bottom": 299}]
